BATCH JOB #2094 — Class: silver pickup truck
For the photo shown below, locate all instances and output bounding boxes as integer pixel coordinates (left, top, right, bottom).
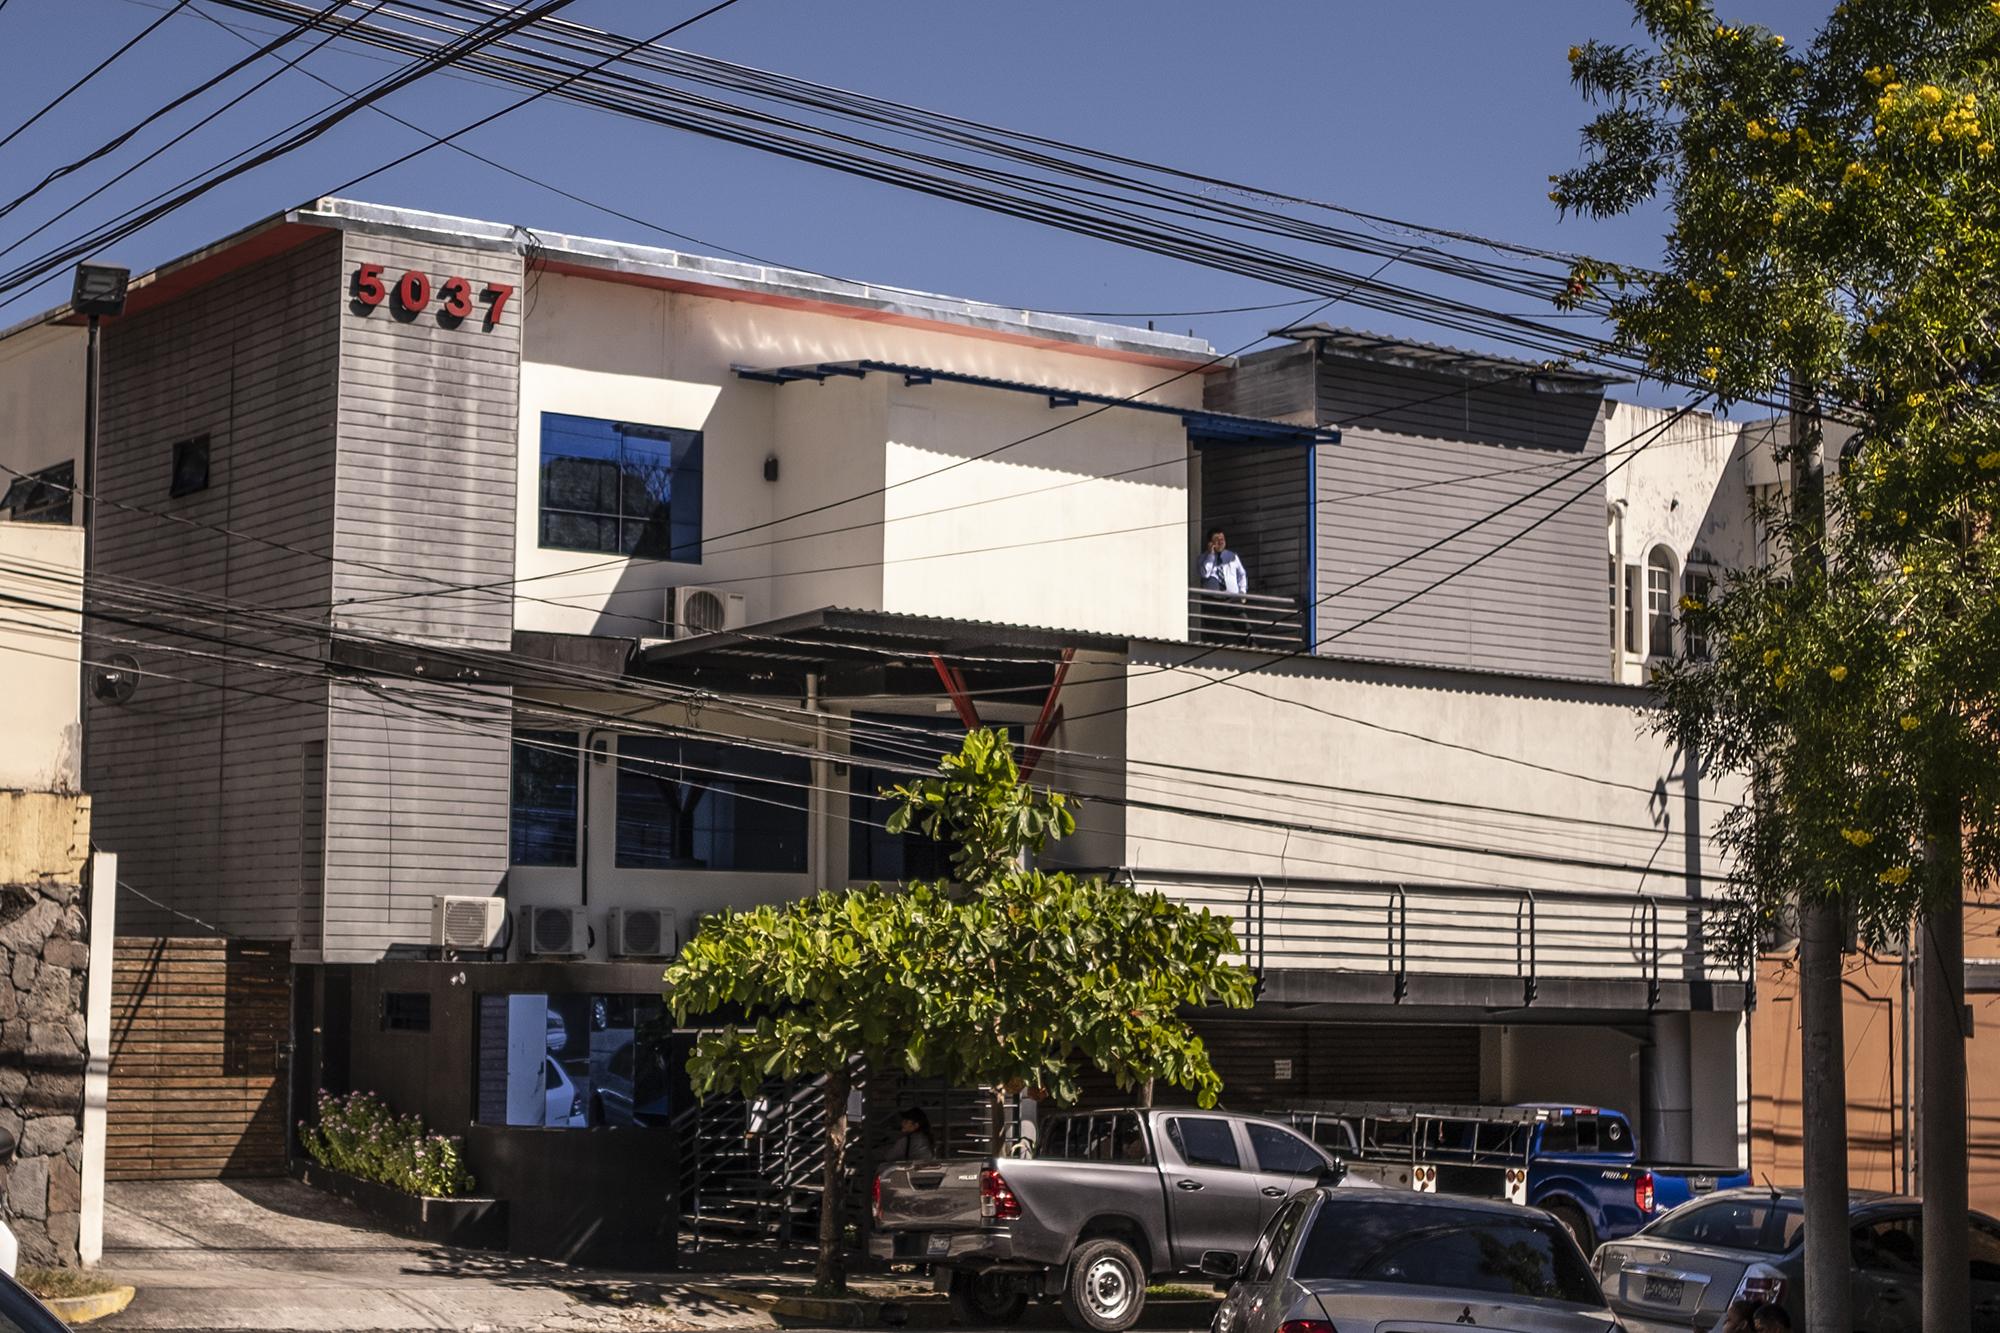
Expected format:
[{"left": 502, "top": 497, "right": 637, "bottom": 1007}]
[{"left": 869, "top": 1107, "right": 1358, "bottom": 1332}]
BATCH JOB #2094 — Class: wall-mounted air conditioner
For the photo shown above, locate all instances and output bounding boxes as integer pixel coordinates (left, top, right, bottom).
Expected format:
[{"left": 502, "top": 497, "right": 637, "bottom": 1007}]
[
  {"left": 519, "top": 905, "right": 590, "bottom": 958},
  {"left": 431, "top": 896, "right": 506, "bottom": 952},
  {"left": 667, "top": 586, "right": 747, "bottom": 640},
  {"left": 607, "top": 906, "right": 677, "bottom": 960}
]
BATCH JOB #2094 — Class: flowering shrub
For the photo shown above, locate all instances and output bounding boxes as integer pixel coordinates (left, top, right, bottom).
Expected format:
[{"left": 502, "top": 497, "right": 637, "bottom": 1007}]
[{"left": 300, "top": 1090, "right": 475, "bottom": 1198}]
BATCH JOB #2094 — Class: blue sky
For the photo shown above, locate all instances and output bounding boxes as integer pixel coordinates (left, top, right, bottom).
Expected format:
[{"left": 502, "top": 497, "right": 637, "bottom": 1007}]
[{"left": 0, "top": 0, "right": 1834, "bottom": 376}]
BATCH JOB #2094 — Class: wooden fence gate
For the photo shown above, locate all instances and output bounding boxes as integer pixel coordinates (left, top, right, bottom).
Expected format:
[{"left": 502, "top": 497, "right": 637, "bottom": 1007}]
[{"left": 108, "top": 938, "right": 290, "bottom": 1180}]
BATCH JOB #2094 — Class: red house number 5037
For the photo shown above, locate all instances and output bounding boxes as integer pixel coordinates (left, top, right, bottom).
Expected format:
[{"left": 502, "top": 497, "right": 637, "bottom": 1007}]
[{"left": 352, "top": 263, "right": 512, "bottom": 328}]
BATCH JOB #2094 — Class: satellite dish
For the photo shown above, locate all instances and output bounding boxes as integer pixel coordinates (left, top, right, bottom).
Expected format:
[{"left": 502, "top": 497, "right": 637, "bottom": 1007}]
[{"left": 91, "top": 653, "right": 140, "bottom": 704}]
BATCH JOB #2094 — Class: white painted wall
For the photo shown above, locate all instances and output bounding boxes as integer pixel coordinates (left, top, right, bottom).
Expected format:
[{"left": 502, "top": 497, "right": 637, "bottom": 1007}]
[
  {"left": 0, "top": 323, "right": 84, "bottom": 521},
  {"left": 515, "top": 273, "right": 1202, "bottom": 641},
  {"left": 0, "top": 524, "right": 83, "bottom": 791}
]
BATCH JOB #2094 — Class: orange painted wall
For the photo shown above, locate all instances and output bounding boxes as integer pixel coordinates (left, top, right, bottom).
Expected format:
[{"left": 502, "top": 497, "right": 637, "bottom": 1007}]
[{"left": 1749, "top": 904, "right": 2000, "bottom": 1213}]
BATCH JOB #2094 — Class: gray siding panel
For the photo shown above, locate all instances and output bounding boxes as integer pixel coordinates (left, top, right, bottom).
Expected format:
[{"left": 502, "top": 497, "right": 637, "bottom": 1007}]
[
  {"left": 322, "top": 233, "right": 521, "bottom": 960},
  {"left": 88, "top": 232, "right": 342, "bottom": 944},
  {"left": 1196, "top": 443, "right": 1310, "bottom": 603}
]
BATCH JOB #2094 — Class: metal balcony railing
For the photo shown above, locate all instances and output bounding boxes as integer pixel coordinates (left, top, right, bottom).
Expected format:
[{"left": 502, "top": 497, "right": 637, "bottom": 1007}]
[
  {"left": 1189, "top": 587, "right": 1308, "bottom": 649},
  {"left": 1097, "top": 868, "right": 1746, "bottom": 1007}
]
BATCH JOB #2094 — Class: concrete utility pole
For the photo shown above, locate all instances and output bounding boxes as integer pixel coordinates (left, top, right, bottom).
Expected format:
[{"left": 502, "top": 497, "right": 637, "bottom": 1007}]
[
  {"left": 1919, "top": 644, "right": 1970, "bottom": 1321},
  {"left": 1789, "top": 389, "right": 1851, "bottom": 1333}
]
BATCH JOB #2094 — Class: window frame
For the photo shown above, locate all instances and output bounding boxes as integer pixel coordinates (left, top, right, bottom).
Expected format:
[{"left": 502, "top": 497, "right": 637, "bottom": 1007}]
[
  {"left": 0, "top": 460, "right": 75, "bottom": 525},
  {"left": 613, "top": 733, "right": 810, "bottom": 873},
  {"left": 1645, "top": 546, "right": 1678, "bottom": 661},
  {"left": 1166, "top": 1115, "right": 1242, "bottom": 1171},
  {"left": 509, "top": 729, "right": 581, "bottom": 868},
  {"left": 1247, "top": 1121, "right": 1329, "bottom": 1177},
  {"left": 169, "top": 435, "right": 211, "bottom": 498}
]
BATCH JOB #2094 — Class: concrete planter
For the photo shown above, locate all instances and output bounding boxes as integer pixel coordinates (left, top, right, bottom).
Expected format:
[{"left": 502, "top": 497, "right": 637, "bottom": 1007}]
[{"left": 292, "top": 1159, "right": 508, "bottom": 1250}]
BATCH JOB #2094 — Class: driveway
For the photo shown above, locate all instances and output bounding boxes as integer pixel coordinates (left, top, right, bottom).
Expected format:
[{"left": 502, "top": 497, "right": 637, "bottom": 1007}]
[{"left": 96, "top": 1178, "right": 770, "bottom": 1332}]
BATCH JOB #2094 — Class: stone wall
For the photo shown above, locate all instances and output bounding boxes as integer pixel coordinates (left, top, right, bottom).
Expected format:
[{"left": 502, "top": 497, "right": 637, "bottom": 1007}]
[{"left": 0, "top": 791, "right": 90, "bottom": 1266}]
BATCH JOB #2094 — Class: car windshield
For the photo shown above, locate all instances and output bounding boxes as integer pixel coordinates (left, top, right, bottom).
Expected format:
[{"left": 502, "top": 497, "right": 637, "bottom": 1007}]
[
  {"left": 1292, "top": 1200, "right": 1603, "bottom": 1307},
  {"left": 1645, "top": 1196, "right": 1804, "bottom": 1254}
]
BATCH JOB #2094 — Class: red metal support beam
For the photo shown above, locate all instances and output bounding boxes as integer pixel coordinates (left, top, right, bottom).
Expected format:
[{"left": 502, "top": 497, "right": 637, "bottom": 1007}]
[
  {"left": 930, "top": 653, "right": 981, "bottom": 730},
  {"left": 1019, "top": 647, "right": 1075, "bottom": 780}
]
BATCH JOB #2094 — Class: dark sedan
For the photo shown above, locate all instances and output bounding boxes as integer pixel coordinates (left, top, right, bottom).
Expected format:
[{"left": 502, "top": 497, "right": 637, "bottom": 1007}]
[{"left": 1594, "top": 1186, "right": 2000, "bottom": 1331}]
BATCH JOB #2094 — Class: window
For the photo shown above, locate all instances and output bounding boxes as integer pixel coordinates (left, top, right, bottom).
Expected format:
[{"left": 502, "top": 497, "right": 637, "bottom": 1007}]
[
  {"left": 381, "top": 992, "right": 431, "bottom": 1032},
  {"left": 1646, "top": 547, "right": 1677, "bottom": 659},
  {"left": 1683, "top": 569, "right": 1715, "bottom": 660},
  {"left": 1851, "top": 1216, "right": 1922, "bottom": 1274},
  {"left": 615, "top": 735, "right": 809, "bottom": 872},
  {"left": 1648, "top": 1196, "right": 1803, "bottom": 1254},
  {"left": 1292, "top": 1200, "right": 1602, "bottom": 1306},
  {"left": 0, "top": 460, "right": 74, "bottom": 524},
  {"left": 1167, "top": 1116, "right": 1240, "bottom": 1169},
  {"left": 1607, "top": 555, "right": 1619, "bottom": 651},
  {"left": 1970, "top": 1222, "right": 2000, "bottom": 1283},
  {"left": 1039, "top": 1111, "right": 1148, "bottom": 1163},
  {"left": 474, "top": 992, "right": 672, "bottom": 1128},
  {"left": 1250, "top": 1195, "right": 1312, "bottom": 1282},
  {"left": 510, "top": 731, "right": 579, "bottom": 866},
  {"left": 170, "top": 436, "right": 210, "bottom": 497},
  {"left": 1623, "top": 563, "right": 1643, "bottom": 655},
  {"left": 539, "top": 412, "right": 702, "bottom": 561},
  {"left": 849, "top": 716, "right": 1000, "bottom": 882},
  {"left": 1248, "top": 1122, "right": 1327, "bottom": 1177}
]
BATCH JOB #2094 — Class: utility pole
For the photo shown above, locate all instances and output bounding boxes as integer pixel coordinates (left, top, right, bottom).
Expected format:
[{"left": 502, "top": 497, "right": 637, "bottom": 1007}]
[{"left": 1789, "top": 386, "right": 1851, "bottom": 1333}]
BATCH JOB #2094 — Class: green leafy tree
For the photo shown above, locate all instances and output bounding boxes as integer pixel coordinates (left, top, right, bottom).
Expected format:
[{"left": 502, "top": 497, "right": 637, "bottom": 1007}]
[
  {"left": 665, "top": 729, "right": 1254, "bottom": 1291},
  {"left": 1552, "top": 4, "right": 2000, "bottom": 1326}
]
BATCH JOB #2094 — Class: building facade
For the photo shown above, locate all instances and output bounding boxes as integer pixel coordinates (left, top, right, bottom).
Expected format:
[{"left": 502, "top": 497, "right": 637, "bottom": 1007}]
[{"left": 0, "top": 199, "right": 1752, "bottom": 1263}]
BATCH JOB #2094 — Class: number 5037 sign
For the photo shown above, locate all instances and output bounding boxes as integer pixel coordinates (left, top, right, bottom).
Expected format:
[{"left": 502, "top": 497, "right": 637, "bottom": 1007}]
[{"left": 351, "top": 263, "right": 514, "bottom": 329}]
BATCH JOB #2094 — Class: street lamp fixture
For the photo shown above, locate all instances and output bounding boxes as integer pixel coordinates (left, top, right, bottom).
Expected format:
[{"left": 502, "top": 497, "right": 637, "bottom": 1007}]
[{"left": 71, "top": 262, "right": 129, "bottom": 318}]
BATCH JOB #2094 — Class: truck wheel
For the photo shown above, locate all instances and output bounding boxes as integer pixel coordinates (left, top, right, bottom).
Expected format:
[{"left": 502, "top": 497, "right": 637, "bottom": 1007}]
[
  {"left": 1062, "top": 1238, "right": 1146, "bottom": 1333},
  {"left": 1546, "top": 1200, "right": 1596, "bottom": 1257},
  {"left": 948, "top": 1271, "right": 1028, "bottom": 1326}
]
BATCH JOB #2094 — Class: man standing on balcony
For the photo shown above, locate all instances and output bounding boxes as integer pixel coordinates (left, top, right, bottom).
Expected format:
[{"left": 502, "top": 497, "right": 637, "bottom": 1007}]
[{"left": 1196, "top": 527, "right": 1251, "bottom": 642}]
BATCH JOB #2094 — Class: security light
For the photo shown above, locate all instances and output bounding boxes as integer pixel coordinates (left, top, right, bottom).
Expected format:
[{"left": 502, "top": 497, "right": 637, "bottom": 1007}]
[{"left": 71, "top": 262, "right": 130, "bottom": 318}]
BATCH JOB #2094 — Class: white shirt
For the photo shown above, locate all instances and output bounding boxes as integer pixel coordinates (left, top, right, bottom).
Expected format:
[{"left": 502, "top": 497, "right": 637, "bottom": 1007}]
[{"left": 1197, "top": 549, "right": 1249, "bottom": 595}]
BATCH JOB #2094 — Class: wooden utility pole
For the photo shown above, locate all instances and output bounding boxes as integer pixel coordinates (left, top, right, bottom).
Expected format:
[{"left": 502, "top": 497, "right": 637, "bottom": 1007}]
[{"left": 1790, "top": 389, "right": 1851, "bottom": 1333}]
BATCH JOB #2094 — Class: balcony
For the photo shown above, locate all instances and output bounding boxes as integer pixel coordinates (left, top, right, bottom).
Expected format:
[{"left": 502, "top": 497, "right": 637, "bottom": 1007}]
[{"left": 1189, "top": 587, "right": 1308, "bottom": 650}]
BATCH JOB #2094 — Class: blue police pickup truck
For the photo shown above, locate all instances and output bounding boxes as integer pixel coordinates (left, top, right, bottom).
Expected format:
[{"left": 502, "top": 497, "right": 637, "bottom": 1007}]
[{"left": 1271, "top": 1100, "right": 1749, "bottom": 1254}]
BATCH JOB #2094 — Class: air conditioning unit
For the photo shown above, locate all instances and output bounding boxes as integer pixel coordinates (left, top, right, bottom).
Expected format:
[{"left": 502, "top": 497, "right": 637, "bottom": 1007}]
[
  {"left": 431, "top": 896, "right": 506, "bottom": 952},
  {"left": 668, "top": 586, "right": 746, "bottom": 640},
  {"left": 519, "top": 905, "right": 590, "bottom": 958},
  {"left": 607, "top": 906, "right": 677, "bottom": 960}
]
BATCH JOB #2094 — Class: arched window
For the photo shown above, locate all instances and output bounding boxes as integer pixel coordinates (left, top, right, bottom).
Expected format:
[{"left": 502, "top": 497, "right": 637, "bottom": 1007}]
[{"left": 1646, "top": 546, "right": 1678, "bottom": 660}]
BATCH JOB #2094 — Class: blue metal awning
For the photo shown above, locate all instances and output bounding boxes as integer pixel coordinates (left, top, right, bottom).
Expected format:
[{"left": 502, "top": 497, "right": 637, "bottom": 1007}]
[{"left": 731, "top": 358, "right": 1340, "bottom": 446}]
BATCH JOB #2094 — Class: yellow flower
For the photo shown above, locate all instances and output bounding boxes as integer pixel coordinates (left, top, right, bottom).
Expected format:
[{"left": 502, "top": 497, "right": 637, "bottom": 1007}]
[
  {"left": 1679, "top": 595, "right": 1704, "bottom": 612},
  {"left": 1763, "top": 648, "right": 1782, "bottom": 668},
  {"left": 1896, "top": 510, "right": 1909, "bottom": 524},
  {"left": 1982, "top": 142, "right": 1997, "bottom": 157},
  {"left": 1569, "top": 45, "right": 1582, "bottom": 62},
  {"left": 1771, "top": 210, "right": 1786, "bottom": 225},
  {"left": 1990, "top": 0, "right": 2000, "bottom": 15},
  {"left": 1929, "top": 129, "right": 1945, "bottom": 144},
  {"left": 1772, "top": 128, "right": 1792, "bottom": 145},
  {"left": 1879, "top": 866, "right": 1911, "bottom": 886},
  {"left": 1844, "top": 161, "right": 1867, "bottom": 184},
  {"left": 1919, "top": 85, "right": 1945, "bottom": 104},
  {"left": 1978, "top": 450, "right": 2000, "bottom": 468},
  {"left": 1660, "top": 78, "right": 1674, "bottom": 93},
  {"left": 1907, "top": 391, "right": 1928, "bottom": 406},
  {"left": 1828, "top": 665, "right": 1849, "bottom": 682},
  {"left": 1700, "top": 366, "right": 1720, "bottom": 381},
  {"left": 1864, "top": 66, "right": 1886, "bottom": 86},
  {"left": 1900, "top": 714, "right": 1921, "bottom": 731},
  {"left": 1819, "top": 200, "right": 1835, "bottom": 213},
  {"left": 1950, "top": 451, "right": 1965, "bottom": 464},
  {"left": 1746, "top": 120, "right": 1768, "bottom": 140},
  {"left": 1840, "top": 827, "right": 1873, "bottom": 847},
  {"left": 1775, "top": 665, "right": 1799, "bottom": 688},
  {"left": 1860, "top": 508, "right": 1873, "bottom": 520}
]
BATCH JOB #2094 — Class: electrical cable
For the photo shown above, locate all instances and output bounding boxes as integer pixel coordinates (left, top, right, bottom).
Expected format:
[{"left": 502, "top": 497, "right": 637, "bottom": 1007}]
[{"left": 0, "top": 0, "right": 193, "bottom": 153}]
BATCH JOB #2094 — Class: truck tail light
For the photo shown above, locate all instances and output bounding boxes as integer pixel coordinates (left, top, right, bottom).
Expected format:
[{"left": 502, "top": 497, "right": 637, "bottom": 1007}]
[
  {"left": 1733, "top": 1267, "right": 1787, "bottom": 1307},
  {"left": 871, "top": 1172, "right": 883, "bottom": 1225},
  {"left": 980, "top": 1168, "right": 1021, "bottom": 1221},
  {"left": 1276, "top": 1322, "right": 1335, "bottom": 1333},
  {"left": 1634, "top": 1171, "right": 1655, "bottom": 1213}
]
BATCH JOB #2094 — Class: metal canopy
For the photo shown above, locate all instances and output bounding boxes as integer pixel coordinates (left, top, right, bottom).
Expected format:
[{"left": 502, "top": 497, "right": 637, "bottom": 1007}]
[
  {"left": 630, "top": 607, "right": 1124, "bottom": 696},
  {"left": 732, "top": 359, "right": 1341, "bottom": 446},
  {"left": 1274, "top": 324, "right": 1624, "bottom": 391}
]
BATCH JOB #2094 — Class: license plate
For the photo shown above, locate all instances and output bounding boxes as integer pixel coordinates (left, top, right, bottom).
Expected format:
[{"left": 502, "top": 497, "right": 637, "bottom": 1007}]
[
  {"left": 1643, "top": 1276, "right": 1685, "bottom": 1303},
  {"left": 926, "top": 1235, "right": 950, "bottom": 1257}
]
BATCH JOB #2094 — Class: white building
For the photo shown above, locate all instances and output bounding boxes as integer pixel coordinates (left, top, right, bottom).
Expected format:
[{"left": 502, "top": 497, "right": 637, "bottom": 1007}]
[{"left": 0, "top": 199, "right": 1752, "bottom": 1262}]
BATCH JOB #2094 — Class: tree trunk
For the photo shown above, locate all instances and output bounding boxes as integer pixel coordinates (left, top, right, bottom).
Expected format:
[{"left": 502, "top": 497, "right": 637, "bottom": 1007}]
[
  {"left": 816, "top": 1065, "right": 852, "bottom": 1294},
  {"left": 1919, "top": 835, "right": 1969, "bottom": 1330},
  {"left": 1798, "top": 897, "right": 1852, "bottom": 1333}
]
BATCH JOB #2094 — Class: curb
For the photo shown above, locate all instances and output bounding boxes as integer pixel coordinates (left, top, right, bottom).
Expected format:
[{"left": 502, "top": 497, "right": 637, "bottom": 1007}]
[
  {"left": 686, "top": 1283, "right": 880, "bottom": 1327},
  {"left": 43, "top": 1285, "right": 136, "bottom": 1325}
]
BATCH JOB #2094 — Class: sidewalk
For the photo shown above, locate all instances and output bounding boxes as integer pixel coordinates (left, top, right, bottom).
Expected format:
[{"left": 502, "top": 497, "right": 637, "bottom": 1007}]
[{"left": 96, "top": 1179, "right": 773, "bottom": 1332}]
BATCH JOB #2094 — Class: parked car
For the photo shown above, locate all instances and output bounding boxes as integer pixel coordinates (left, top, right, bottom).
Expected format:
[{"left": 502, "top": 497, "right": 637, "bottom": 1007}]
[
  {"left": 544, "top": 1055, "right": 585, "bottom": 1127},
  {"left": 1209, "top": 1187, "right": 1620, "bottom": 1333},
  {"left": 1593, "top": 1186, "right": 2000, "bottom": 1331},
  {"left": 871, "top": 1107, "right": 1356, "bottom": 1331},
  {"left": 0, "top": 1261, "right": 76, "bottom": 1332},
  {"left": 1274, "top": 1100, "right": 1747, "bottom": 1251}
]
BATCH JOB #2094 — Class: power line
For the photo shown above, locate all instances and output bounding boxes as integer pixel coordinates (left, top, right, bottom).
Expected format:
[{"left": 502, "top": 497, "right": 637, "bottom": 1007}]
[{"left": 0, "top": 0, "right": 193, "bottom": 153}]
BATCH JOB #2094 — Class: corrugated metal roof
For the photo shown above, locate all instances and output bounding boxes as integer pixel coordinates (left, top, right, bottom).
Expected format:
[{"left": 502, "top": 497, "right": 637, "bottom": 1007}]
[{"left": 1274, "top": 323, "right": 1623, "bottom": 389}]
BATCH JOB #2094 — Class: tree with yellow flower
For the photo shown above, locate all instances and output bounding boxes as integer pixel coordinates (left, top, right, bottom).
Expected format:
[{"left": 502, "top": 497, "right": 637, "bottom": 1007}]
[{"left": 1552, "top": 3, "right": 2000, "bottom": 1329}]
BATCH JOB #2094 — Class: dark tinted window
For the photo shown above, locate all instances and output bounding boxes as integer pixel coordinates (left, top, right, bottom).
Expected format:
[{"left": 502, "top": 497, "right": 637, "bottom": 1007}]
[
  {"left": 0, "top": 460, "right": 73, "bottom": 524},
  {"left": 616, "top": 735, "right": 808, "bottom": 872},
  {"left": 1252, "top": 1196, "right": 1311, "bottom": 1282},
  {"left": 1293, "top": 1200, "right": 1602, "bottom": 1306},
  {"left": 1168, "top": 1117, "right": 1240, "bottom": 1169},
  {"left": 1970, "top": 1221, "right": 2000, "bottom": 1283},
  {"left": 1647, "top": 1197, "right": 1804, "bottom": 1254},
  {"left": 170, "top": 436, "right": 210, "bottom": 497},
  {"left": 1248, "top": 1123, "right": 1326, "bottom": 1176},
  {"left": 1852, "top": 1216, "right": 1922, "bottom": 1274},
  {"left": 510, "top": 730, "right": 579, "bottom": 866},
  {"left": 540, "top": 413, "right": 703, "bottom": 561},
  {"left": 381, "top": 992, "right": 430, "bottom": 1032},
  {"left": 848, "top": 715, "right": 965, "bottom": 882},
  {"left": 1539, "top": 1115, "right": 1577, "bottom": 1154}
]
